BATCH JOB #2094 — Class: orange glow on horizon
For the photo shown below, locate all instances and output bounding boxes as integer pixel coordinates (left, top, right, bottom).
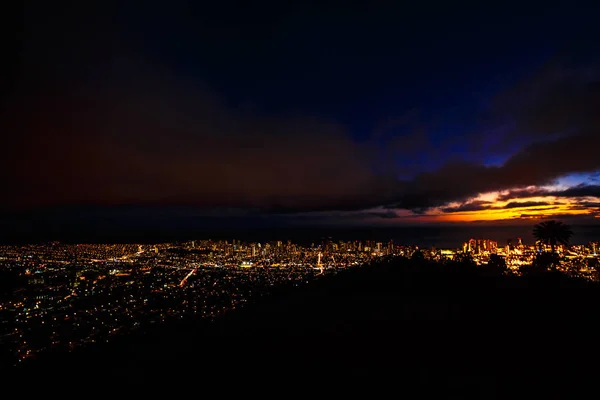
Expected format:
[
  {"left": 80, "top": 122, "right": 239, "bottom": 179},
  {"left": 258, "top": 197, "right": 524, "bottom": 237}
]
[
  {"left": 419, "top": 191, "right": 600, "bottom": 223},
  {"left": 363, "top": 187, "right": 600, "bottom": 224}
]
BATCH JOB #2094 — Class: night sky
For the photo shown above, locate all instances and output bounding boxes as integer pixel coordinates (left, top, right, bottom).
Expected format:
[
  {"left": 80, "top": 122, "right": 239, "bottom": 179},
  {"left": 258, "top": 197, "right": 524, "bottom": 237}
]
[{"left": 4, "top": 1, "right": 600, "bottom": 240}]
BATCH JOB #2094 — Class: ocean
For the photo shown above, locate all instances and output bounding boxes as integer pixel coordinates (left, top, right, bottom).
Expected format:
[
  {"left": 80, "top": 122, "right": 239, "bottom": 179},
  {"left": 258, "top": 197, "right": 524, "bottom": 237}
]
[{"left": 2, "top": 222, "right": 599, "bottom": 248}]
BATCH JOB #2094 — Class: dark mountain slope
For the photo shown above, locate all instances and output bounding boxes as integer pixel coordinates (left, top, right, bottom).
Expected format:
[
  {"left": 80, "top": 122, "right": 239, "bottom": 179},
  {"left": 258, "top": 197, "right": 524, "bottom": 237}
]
[{"left": 14, "top": 258, "right": 600, "bottom": 395}]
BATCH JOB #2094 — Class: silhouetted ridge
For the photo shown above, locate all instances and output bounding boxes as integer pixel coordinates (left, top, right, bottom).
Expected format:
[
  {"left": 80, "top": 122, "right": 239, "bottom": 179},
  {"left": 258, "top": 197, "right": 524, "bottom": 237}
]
[{"left": 13, "top": 257, "right": 600, "bottom": 395}]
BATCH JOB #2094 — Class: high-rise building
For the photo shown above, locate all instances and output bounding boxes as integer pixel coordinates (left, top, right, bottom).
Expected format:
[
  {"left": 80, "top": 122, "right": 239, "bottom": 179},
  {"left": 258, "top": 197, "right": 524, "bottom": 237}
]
[
  {"left": 468, "top": 239, "right": 477, "bottom": 253},
  {"left": 466, "top": 238, "right": 497, "bottom": 254}
]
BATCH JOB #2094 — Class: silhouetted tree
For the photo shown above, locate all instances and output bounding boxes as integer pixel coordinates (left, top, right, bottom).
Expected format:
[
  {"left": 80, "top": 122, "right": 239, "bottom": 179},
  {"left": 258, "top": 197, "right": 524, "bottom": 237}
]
[
  {"left": 533, "top": 220, "right": 573, "bottom": 253},
  {"left": 454, "top": 252, "right": 476, "bottom": 267},
  {"left": 411, "top": 249, "right": 425, "bottom": 261},
  {"left": 588, "top": 258, "right": 600, "bottom": 281},
  {"left": 487, "top": 254, "right": 507, "bottom": 274},
  {"left": 530, "top": 251, "right": 562, "bottom": 273}
]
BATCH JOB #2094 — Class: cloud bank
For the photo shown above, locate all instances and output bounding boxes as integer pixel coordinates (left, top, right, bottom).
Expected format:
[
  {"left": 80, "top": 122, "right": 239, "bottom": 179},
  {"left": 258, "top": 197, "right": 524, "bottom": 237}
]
[{"left": 3, "top": 5, "right": 600, "bottom": 224}]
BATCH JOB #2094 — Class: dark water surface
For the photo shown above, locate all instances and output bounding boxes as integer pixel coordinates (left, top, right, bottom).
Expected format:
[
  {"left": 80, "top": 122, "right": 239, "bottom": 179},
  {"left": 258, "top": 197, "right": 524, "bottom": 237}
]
[{"left": 2, "top": 216, "right": 599, "bottom": 248}]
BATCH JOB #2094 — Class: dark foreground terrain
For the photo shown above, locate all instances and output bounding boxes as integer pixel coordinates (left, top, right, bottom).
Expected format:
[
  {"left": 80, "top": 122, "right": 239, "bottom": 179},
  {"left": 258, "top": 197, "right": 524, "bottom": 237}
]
[{"left": 10, "top": 257, "right": 600, "bottom": 396}]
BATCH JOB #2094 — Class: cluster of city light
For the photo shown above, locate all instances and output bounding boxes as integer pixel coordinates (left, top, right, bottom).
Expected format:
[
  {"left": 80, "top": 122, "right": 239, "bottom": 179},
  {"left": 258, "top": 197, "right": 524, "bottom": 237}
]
[
  {"left": 453, "top": 237, "right": 600, "bottom": 278},
  {"left": 0, "top": 239, "right": 390, "bottom": 366}
]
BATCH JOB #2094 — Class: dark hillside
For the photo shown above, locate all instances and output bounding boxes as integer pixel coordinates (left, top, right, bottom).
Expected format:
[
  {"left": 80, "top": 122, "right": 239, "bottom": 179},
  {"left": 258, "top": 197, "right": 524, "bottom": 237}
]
[{"left": 14, "top": 257, "right": 600, "bottom": 395}]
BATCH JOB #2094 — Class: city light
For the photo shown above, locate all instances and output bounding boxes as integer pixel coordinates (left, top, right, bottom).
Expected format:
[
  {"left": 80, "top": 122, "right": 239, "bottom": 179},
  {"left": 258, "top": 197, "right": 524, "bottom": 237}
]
[
  {"left": 0, "top": 239, "right": 387, "bottom": 366},
  {"left": 1, "top": 236, "right": 598, "bottom": 367}
]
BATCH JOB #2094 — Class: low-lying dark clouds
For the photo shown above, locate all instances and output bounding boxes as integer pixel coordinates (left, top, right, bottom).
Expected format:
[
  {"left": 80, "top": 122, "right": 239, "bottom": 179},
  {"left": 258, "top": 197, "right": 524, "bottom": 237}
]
[
  {"left": 3, "top": 3, "right": 600, "bottom": 218},
  {"left": 366, "top": 210, "right": 401, "bottom": 219},
  {"left": 439, "top": 201, "right": 493, "bottom": 213},
  {"left": 388, "top": 59, "right": 600, "bottom": 213},
  {"left": 3, "top": 57, "right": 599, "bottom": 214},
  {"left": 498, "top": 184, "right": 600, "bottom": 201},
  {"left": 2, "top": 63, "right": 402, "bottom": 212},
  {"left": 440, "top": 200, "right": 553, "bottom": 213},
  {"left": 503, "top": 201, "right": 552, "bottom": 209}
]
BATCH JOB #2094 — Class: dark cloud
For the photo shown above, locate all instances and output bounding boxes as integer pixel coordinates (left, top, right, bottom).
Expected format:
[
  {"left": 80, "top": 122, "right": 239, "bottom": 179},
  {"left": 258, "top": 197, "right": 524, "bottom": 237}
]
[
  {"left": 552, "top": 184, "right": 600, "bottom": 198},
  {"left": 1, "top": 57, "right": 404, "bottom": 212},
  {"left": 3, "top": 3, "right": 406, "bottom": 213},
  {"left": 4, "top": 5, "right": 600, "bottom": 217},
  {"left": 493, "top": 65, "right": 599, "bottom": 139},
  {"left": 499, "top": 184, "right": 600, "bottom": 201},
  {"left": 502, "top": 201, "right": 552, "bottom": 209},
  {"left": 440, "top": 200, "right": 553, "bottom": 214},
  {"left": 390, "top": 131, "right": 599, "bottom": 211},
  {"left": 366, "top": 211, "right": 400, "bottom": 219},
  {"left": 496, "top": 188, "right": 548, "bottom": 201},
  {"left": 568, "top": 201, "right": 600, "bottom": 211},
  {"left": 440, "top": 201, "right": 493, "bottom": 213},
  {"left": 388, "top": 54, "right": 600, "bottom": 212},
  {"left": 5, "top": 58, "right": 600, "bottom": 214},
  {"left": 575, "top": 201, "right": 600, "bottom": 208}
]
